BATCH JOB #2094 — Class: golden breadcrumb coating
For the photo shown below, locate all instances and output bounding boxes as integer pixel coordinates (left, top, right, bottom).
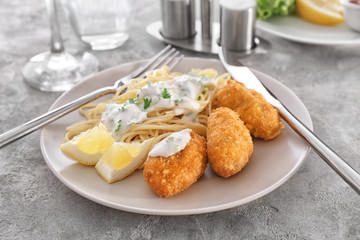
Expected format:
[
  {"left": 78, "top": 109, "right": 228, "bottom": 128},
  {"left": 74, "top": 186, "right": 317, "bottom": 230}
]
[
  {"left": 213, "top": 80, "right": 284, "bottom": 140},
  {"left": 143, "top": 132, "right": 207, "bottom": 198},
  {"left": 207, "top": 107, "right": 253, "bottom": 178}
]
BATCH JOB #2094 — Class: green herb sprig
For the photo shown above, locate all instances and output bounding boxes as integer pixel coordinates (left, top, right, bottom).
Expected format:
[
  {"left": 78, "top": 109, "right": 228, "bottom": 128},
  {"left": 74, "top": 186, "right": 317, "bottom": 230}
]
[
  {"left": 128, "top": 94, "right": 140, "bottom": 104},
  {"left": 143, "top": 98, "right": 152, "bottom": 110},
  {"left": 161, "top": 88, "right": 171, "bottom": 99}
]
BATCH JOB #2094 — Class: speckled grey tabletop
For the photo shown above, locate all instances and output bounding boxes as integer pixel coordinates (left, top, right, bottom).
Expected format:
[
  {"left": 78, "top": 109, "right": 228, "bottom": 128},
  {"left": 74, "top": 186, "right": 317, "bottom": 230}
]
[{"left": 1, "top": 0, "right": 360, "bottom": 239}]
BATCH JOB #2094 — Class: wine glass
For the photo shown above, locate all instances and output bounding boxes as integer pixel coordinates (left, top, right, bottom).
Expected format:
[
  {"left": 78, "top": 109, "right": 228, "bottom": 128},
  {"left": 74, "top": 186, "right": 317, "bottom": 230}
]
[{"left": 22, "top": 0, "right": 99, "bottom": 92}]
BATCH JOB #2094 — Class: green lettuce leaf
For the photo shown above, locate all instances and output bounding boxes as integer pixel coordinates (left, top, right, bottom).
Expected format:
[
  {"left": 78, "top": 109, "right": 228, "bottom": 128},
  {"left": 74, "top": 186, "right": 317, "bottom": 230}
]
[{"left": 256, "top": 0, "right": 296, "bottom": 20}]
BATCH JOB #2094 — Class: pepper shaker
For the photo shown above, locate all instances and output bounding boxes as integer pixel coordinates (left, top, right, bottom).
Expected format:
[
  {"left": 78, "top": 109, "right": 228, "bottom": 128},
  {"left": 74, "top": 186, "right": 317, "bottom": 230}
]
[
  {"left": 160, "top": 0, "right": 196, "bottom": 39},
  {"left": 201, "top": 0, "right": 212, "bottom": 39},
  {"left": 219, "top": 0, "right": 257, "bottom": 52}
]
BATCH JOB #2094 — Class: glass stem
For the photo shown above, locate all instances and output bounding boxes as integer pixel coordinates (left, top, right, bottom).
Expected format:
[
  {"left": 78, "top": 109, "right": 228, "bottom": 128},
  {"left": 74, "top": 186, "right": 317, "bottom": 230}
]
[{"left": 45, "top": 0, "right": 65, "bottom": 53}]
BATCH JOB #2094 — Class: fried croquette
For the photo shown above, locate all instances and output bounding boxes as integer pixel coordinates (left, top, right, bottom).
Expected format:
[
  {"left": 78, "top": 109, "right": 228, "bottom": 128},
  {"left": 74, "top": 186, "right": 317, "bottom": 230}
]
[
  {"left": 213, "top": 80, "right": 284, "bottom": 140},
  {"left": 207, "top": 107, "right": 253, "bottom": 178},
  {"left": 143, "top": 131, "right": 207, "bottom": 197}
]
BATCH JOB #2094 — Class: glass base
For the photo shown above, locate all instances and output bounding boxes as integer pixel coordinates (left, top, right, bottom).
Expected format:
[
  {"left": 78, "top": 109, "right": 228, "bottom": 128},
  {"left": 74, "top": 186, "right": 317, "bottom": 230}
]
[
  {"left": 22, "top": 51, "right": 99, "bottom": 92},
  {"left": 81, "top": 32, "right": 129, "bottom": 50}
]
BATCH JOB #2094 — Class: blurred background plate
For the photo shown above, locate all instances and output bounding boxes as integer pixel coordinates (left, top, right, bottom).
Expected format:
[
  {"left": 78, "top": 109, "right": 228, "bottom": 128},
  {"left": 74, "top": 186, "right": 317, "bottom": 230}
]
[{"left": 257, "top": 15, "right": 360, "bottom": 45}]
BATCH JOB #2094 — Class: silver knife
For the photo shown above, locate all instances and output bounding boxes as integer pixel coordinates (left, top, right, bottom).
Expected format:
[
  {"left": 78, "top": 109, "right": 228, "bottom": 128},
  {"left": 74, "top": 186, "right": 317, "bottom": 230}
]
[{"left": 218, "top": 46, "right": 360, "bottom": 194}]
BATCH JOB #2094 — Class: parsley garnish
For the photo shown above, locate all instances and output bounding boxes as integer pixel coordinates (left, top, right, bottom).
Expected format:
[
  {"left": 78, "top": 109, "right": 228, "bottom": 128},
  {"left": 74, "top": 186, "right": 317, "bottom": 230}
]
[
  {"left": 161, "top": 88, "right": 171, "bottom": 99},
  {"left": 115, "top": 120, "right": 122, "bottom": 132},
  {"left": 143, "top": 98, "right": 152, "bottom": 110},
  {"left": 128, "top": 94, "right": 140, "bottom": 104}
]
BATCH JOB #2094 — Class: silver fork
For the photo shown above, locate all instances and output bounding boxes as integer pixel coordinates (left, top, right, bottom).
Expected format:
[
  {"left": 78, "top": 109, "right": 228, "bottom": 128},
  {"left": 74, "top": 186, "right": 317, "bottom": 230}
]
[{"left": 0, "top": 45, "right": 184, "bottom": 149}]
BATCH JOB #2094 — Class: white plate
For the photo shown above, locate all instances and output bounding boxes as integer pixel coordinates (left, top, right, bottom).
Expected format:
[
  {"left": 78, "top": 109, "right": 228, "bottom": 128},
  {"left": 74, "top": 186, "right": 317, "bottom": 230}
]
[
  {"left": 40, "top": 58, "right": 313, "bottom": 215},
  {"left": 257, "top": 15, "right": 360, "bottom": 45}
]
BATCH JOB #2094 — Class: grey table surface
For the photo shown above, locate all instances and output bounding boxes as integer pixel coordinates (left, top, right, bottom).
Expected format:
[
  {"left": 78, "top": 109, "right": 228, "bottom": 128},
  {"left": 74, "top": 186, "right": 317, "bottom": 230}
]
[{"left": 1, "top": 0, "right": 360, "bottom": 239}]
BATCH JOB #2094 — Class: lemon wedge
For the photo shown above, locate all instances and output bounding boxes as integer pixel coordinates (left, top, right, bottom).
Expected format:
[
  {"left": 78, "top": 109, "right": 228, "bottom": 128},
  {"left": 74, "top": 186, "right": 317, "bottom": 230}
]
[
  {"left": 95, "top": 139, "right": 154, "bottom": 184},
  {"left": 60, "top": 123, "right": 114, "bottom": 165},
  {"left": 297, "top": 0, "right": 344, "bottom": 25}
]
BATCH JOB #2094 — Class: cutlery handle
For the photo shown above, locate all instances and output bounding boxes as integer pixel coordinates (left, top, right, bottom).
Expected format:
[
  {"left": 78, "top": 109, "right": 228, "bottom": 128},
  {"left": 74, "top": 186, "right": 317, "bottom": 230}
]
[
  {"left": 277, "top": 103, "right": 360, "bottom": 194},
  {"left": 0, "top": 87, "right": 114, "bottom": 149}
]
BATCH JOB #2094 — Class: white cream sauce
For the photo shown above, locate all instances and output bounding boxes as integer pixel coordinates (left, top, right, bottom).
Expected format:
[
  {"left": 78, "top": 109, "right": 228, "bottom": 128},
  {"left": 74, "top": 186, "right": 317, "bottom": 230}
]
[
  {"left": 148, "top": 129, "right": 192, "bottom": 157},
  {"left": 137, "top": 75, "right": 203, "bottom": 112},
  {"left": 101, "top": 74, "right": 216, "bottom": 140},
  {"left": 101, "top": 103, "right": 147, "bottom": 140}
]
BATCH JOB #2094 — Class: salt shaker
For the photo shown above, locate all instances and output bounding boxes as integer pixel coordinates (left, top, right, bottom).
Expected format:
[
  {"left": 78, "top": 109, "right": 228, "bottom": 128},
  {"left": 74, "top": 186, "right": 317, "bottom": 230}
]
[
  {"left": 160, "top": 0, "right": 196, "bottom": 39},
  {"left": 201, "top": 0, "right": 212, "bottom": 39},
  {"left": 219, "top": 0, "right": 257, "bottom": 51}
]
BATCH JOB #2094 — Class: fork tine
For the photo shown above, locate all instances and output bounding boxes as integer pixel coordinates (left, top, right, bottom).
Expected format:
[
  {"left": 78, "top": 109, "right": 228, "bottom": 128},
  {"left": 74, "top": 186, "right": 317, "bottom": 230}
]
[
  {"left": 162, "top": 51, "right": 180, "bottom": 67},
  {"left": 162, "top": 51, "right": 184, "bottom": 70},
  {"left": 128, "top": 45, "right": 172, "bottom": 79},
  {"left": 116, "top": 46, "right": 183, "bottom": 86},
  {"left": 168, "top": 54, "right": 184, "bottom": 71},
  {"left": 143, "top": 48, "right": 176, "bottom": 72},
  {"left": 151, "top": 49, "right": 183, "bottom": 70},
  {"left": 136, "top": 48, "right": 181, "bottom": 78}
]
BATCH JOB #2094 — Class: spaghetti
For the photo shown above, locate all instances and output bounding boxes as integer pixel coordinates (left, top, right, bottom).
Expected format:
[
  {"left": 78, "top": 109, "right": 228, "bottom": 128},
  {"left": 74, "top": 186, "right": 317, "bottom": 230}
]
[{"left": 64, "top": 66, "right": 231, "bottom": 146}]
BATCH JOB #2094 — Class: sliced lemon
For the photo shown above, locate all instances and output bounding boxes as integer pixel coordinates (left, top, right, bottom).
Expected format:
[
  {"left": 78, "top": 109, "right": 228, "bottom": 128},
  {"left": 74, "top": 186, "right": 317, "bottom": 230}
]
[
  {"left": 95, "top": 139, "right": 154, "bottom": 184},
  {"left": 60, "top": 123, "right": 114, "bottom": 165},
  {"left": 297, "top": 0, "right": 344, "bottom": 25}
]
